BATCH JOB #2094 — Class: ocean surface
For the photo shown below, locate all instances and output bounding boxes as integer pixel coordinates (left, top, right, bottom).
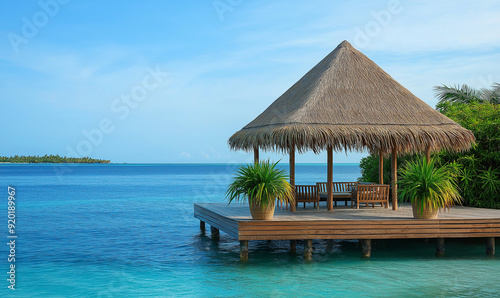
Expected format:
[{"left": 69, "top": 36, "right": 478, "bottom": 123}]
[{"left": 0, "top": 163, "right": 499, "bottom": 297}]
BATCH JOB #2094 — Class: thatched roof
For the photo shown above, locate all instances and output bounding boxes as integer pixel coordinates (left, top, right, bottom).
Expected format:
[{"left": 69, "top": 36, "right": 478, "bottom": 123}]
[{"left": 229, "top": 40, "right": 475, "bottom": 155}]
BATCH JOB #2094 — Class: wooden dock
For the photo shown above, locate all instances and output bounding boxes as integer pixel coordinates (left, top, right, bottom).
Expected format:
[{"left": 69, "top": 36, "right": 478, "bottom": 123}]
[{"left": 194, "top": 203, "right": 500, "bottom": 260}]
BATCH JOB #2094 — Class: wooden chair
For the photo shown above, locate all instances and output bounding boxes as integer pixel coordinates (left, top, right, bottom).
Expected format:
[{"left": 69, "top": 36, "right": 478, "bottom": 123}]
[
  {"left": 351, "top": 184, "right": 390, "bottom": 209},
  {"left": 316, "top": 182, "right": 358, "bottom": 206},
  {"left": 295, "top": 185, "right": 319, "bottom": 209}
]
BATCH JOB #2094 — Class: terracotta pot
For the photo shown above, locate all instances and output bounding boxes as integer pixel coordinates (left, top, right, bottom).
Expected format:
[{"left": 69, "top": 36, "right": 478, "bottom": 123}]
[
  {"left": 249, "top": 202, "right": 275, "bottom": 220},
  {"left": 412, "top": 202, "right": 438, "bottom": 219}
]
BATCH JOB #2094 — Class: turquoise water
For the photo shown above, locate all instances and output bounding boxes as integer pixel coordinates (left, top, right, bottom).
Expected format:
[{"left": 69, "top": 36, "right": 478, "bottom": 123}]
[{"left": 1, "top": 164, "right": 499, "bottom": 297}]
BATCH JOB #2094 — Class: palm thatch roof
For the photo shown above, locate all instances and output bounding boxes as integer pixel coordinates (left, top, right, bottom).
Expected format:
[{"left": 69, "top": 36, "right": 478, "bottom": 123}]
[{"left": 229, "top": 40, "right": 475, "bottom": 155}]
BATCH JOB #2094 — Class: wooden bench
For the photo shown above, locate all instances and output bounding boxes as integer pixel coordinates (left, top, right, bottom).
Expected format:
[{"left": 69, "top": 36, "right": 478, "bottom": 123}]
[
  {"left": 317, "top": 182, "right": 358, "bottom": 206},
  {"left": 295, "top": 185, "right": 319, "bottom": 209},
  {"left": 351, "top": 184, "right": 390, "bottom": 209}
]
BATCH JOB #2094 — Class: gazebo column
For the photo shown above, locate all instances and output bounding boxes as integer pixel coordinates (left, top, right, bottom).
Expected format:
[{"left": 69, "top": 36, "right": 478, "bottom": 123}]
[
  {"left": 290, "top": 144, "right": 296, "bottom": 212},
  {"left": 425, "top": 146, "right": 431, "bottom": 163},
  {"left": 253, "top": 146, "right": 259, "bottom": 164},
  {"left": 379, "top": 150, "right": 384, "bottom": 184},
  {"left": 327, "top": 146, "right": 333, "bottom": 211},
  {"left": 391, "top": 147, "right": 398, "bottom": 210}
]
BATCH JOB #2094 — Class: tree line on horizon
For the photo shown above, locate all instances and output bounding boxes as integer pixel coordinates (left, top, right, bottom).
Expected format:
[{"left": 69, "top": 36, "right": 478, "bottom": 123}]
[
  {"left": 0, "top": 154, "right": 110, "bottom": 164},
  {"left": 360, "top": 83, "right": 500, "bottom": 209}
]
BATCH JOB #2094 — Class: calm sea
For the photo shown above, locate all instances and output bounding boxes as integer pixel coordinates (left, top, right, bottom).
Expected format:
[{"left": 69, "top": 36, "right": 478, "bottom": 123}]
[{"left": 0, "top": 164, "right": 498, "bottom": 297}]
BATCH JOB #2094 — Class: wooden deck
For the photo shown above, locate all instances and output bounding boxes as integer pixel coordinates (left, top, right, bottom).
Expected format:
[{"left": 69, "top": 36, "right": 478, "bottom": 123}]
[{"left": 194, "top": 203, "right": 500, "bottom": 241}]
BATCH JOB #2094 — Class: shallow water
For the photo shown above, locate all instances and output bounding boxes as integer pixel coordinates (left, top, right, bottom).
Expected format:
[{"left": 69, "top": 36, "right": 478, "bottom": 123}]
[{"left": 0, "top": 164, "right": 498, "bottom": 297}]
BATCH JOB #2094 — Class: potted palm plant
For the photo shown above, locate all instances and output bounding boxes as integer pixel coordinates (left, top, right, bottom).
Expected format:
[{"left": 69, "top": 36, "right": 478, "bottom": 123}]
[
  {"left": 226, "top": 160, "right": 294, "bottom": 220},
  {"left": 398, "top": 158, "right": 461, "bottom": 219}
]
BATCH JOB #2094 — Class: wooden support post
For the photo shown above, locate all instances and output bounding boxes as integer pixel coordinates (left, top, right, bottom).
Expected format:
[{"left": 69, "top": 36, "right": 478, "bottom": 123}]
[
  {"left": 326, "top": 239, "right": 334, "bottom": 251},
  {"left": 360, "top": 239, "right": 371, "bottom": 258},
  {"left": 290, "top": 240, "right": 297, "bottom": 254},
  {"left": 290, "top": 144, "right": 296, "bottom": 212},
  {"left": 210, "top": 226, "right": 219, "bottom": 241},
  {"left": 391, "top": 147, "right": 398, "bottom": 210},
  {"left": 327, "top": 146, "right": 333, "bottom": 211},
  {"left": 253, "top": 146, "right": 259, "bottom": 165},
  {"left": 240, "top": 240, "right": 249, "bottom": 261},
  {"left": 303, "top": 239, "right": 313, "bottom": 261},
  {"left": 200, "top": 221, "right": 205, "bottom": 232},
  {"left": 436, "top": 238, "right": 445, "bottom": 256},
  {"left": 425, "top": 146, "right": 431, "bottom": 163},
  {"left": 379, "top": 150, "right": 384, "bottom": 184},
  {"left": 486, "top": 237, "right": 495, "bottom": 255}
]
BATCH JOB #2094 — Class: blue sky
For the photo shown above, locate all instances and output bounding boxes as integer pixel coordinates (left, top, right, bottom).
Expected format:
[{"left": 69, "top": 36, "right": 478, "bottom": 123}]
[{"left": 1, "top": 0, "right": 499, "bottom": 163}]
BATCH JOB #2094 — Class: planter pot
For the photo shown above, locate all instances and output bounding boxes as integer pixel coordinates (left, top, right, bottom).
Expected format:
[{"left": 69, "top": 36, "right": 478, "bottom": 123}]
[
  {"left": 412, "top": 202, "right": 438, "bottom": 219},
  {"left": 249, "top": 203, "right": 275, "bottom": 220}
]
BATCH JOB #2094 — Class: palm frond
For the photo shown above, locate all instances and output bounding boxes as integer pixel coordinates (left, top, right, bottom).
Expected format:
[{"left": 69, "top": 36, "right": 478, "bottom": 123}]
[
  {"left": 433, "top": 84, "right": 482, "bottom": 105},
  {"left": 481, "top": 82, "right": 500, "bottom": 104}
]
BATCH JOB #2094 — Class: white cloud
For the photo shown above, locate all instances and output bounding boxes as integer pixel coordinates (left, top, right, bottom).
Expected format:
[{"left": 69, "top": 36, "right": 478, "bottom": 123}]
[{"left": 200, "top": 150, "right": 210, "bottom": 159}]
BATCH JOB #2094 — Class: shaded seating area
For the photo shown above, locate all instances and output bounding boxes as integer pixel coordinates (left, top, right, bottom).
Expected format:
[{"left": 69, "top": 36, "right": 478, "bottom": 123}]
[
  {"left": 295, "top": 182, "right": 389, "bottom": 209},
  {"left": 228, "top": 40, "right": 475, "bottom": 212}
]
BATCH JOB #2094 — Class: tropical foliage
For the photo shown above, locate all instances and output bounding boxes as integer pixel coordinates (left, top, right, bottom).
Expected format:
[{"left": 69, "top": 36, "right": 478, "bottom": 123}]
[
  {"left": 226, "top": 161, "right": 294, "bottom": 208},
  {"left": 360, "top": 84, "right": 500, "bottom": 209},
  {"left": 398, "top": 158, "right": 461, "bottom": 214},
  {"left": 436, "top": 102, "right": 500, "bottom": 208},
  {"left": 0, "top": 155, "right": 110, "bottom": 163}
]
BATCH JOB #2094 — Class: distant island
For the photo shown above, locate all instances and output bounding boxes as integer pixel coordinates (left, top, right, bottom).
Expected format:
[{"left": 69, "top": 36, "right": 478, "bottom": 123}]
[{"left": 0, "top": 155, "right": 110, "bottom": 164}]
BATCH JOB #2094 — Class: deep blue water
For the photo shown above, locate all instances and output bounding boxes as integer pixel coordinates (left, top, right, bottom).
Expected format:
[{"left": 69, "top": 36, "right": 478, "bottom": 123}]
[{"left": 0, "top": 164, "right": 499, "bottom": 297}]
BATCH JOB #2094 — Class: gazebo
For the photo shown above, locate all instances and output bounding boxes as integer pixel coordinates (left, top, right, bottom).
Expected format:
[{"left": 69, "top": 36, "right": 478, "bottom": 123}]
[{"left": 229, "top": 40, "right": 475, "bottom": 211}]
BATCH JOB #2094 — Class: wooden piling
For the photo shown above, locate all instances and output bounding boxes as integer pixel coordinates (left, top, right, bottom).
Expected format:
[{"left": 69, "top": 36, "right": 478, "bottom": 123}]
[
  {"left": 240, "top": 240, "right": 249, "bottom": 261},
  {"left": 210, "top": 226, "right": 219, "bottom": 241},
  {"left": 436, "top": 238, "right": 445, "bottom": 256},
  {"left": 360, "top": 239, "right": 371, "bottom": 258},
  {"left": 486, "top": 237, "right": 495, "bottom": 255},
  {"left": 290, "top": 240, "right": 297, "bottom": 254},
  {"left": 200, "top": 221, "right": 205, "bottom": 232},
  {"left": 303, "top": 239, "right": 313, "bottom": 261}
]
